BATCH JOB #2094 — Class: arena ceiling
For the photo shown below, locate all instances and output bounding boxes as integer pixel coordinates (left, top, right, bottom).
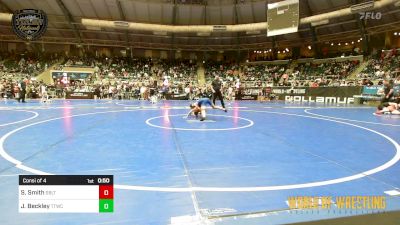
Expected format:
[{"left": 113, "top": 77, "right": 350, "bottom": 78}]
[{"left": 0, "top": 0, "right": 399, "bottom": 51}]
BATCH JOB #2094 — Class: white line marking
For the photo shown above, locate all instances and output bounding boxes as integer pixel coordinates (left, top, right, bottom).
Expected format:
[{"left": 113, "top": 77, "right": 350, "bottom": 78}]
[
  {"left": 1, "top": 109, "right": 399, "bottom": 192},
  {"left": 186, "top": 120, "right": 216, "bottom": 123},
  {"left": 79, "top": 219, "right": 137, "bottom": 225},
  {"left": 0, "top": 110, "right": 39, "bottom": 127},
  {"left": 304, "top": 108, "right": 400, "bottom": 127},
  {"left": 146, "top": 114, "right": 254, "bottom": 131},
  {"left": 0, "top": 109, "right": 141, "bottom": 175},
  {"left": 284, "top": 107, "right": 313, "bottom": 109},
  {"left": 170, "top": 215, "right": 202, "bottom": 225},
  {"left": 0, "top": 174, "right": 20, "bottom": 177},
  {"left": 53, "top": 101, "right": 112, "bottom": 108},
  {"left": 94, "top": 107, "right": 110, "bottom": 109},
  {"left": 115, "top": 102, "right": 137, "bottom": 107},
  {"left": 16, "top": 164, "right": 51, "bottom": 175},
  {"left": 384, "top": 190, "right": 400, "bottom": 196},
  {"left": 142, "top": 106, "right": 159, "bottom": 109},
  {"left": 243, "top": 213, "right": 267, "bottom": 219},
  {"left": 84, "top": 168, "right": 124, "bottom": 172},
  {"left": 55, "top": 106, "right": 74, "bottom": 109},
  {"left": 162, "top": 106, "right": 188, "bottom": 109},
  {"left": 0, "top": 106, "right": 49, "bottom": 110}
]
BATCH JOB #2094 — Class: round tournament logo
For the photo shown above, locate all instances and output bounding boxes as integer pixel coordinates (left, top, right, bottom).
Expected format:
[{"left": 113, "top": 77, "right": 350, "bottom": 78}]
[{"left": 11, "top": 9, "right": 48, "bottom": 41}]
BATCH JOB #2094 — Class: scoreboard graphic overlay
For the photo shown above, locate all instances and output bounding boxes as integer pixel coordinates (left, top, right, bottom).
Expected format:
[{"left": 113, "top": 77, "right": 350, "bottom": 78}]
[
  {"left": 19, "top": 175, "right": 113, "bottom": 213},
  {"left": 267, "top": 0, "right": 300, "bottom": 36}
]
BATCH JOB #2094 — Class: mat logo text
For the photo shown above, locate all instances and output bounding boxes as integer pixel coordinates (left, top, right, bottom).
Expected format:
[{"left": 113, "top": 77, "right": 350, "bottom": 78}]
[
  {"left": 287, "top": 196, "right": 386, "bottom": 210},
  {"left": 285, "top": 96, "right": 354, "bottom": 104}
]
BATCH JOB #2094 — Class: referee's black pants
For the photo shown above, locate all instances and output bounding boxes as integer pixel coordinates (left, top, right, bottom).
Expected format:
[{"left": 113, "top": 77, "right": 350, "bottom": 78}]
[
  {"left": 19, "top": 90, "right": 26, "bottom": 102},
  {"left": 381, "top": 94, "right": 393, "bottom": 103},
  {"left": 212, "top": 90, "right": 225, "bottom": 108}
]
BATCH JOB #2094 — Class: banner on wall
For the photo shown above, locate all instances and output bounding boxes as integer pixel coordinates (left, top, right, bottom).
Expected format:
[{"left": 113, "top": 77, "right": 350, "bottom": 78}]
[
  {"left": 362, "top": 86, "right": 383, "bottom": 95},
  {"left": 51, "top": 71, "right": 92, "bottom": 80},
  {"left": 239, "top": 86, "right": 363, "bottom": 104},
  {"left": 164, "top": 86, "right": 365, "bottom": 103},
  {"left": 66, "top": 92, "right": 94, "bottom": 99},
  {"left": 361, "top": 85, "right": 400, "bottom": 95},
  {"left": 240, "top": 88, "right": 259, "bottom": 100}
]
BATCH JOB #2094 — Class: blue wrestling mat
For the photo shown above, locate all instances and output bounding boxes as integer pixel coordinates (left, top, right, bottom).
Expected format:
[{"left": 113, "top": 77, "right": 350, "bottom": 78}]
[{"left": 0, "top": 99, "right": 399, "bottom": 225}]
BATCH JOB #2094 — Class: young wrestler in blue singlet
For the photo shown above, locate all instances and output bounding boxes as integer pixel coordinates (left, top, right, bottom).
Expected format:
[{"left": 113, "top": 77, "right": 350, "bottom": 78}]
[{"left": 186, "top": 98, "right": 227, "bottom": 121}]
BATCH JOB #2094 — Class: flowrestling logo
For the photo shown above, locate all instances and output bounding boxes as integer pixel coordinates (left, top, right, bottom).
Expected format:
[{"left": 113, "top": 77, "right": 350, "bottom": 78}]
[
  {"left": 359, "top": 11, "right": 382, "bottom": 20},
  {"left": 11, "top": 9, "right": 48, "bottom": 41}
]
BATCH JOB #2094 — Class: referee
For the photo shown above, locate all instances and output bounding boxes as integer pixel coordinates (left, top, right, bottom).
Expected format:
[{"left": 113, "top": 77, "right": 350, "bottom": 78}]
[
  {"left": 381, "top": 80, "right": 394, "bottom": 103},
  {"left": 211, "top": 75, "right": 226, "bottom": 110}
]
